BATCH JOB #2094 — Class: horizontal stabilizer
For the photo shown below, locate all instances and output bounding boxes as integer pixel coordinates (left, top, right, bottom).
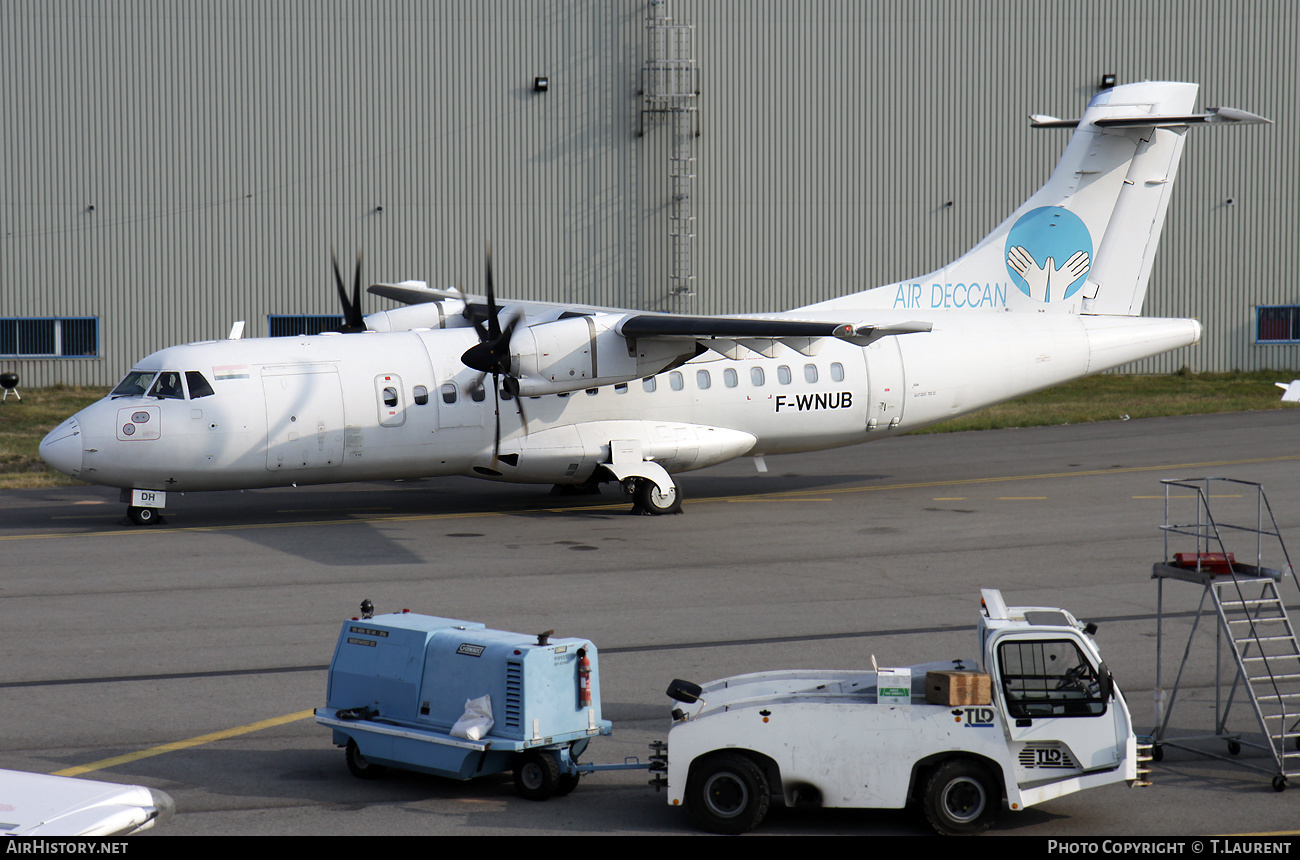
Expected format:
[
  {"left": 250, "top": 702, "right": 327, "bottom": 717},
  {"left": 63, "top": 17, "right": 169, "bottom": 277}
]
[{"left": 1031, "top": 105, "right": 1271, "bottom": 129}]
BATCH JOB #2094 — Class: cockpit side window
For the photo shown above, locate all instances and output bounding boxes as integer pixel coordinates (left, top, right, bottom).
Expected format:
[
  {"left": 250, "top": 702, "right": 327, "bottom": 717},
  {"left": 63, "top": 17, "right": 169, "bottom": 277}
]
[
  {"left": 185, "top": 371, "right": 215, "bottom": 399},
  {"left": 111, "top": 370, "right": 156, "bottom": 398},
  {"left": 148, "top": 371, "right": 185, "bottom": 400}
]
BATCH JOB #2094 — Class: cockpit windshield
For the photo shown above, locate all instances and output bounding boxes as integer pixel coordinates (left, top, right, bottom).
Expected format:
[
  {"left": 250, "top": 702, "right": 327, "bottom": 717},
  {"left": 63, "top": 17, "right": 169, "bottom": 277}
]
[
  {"left": 148, "top": 371, "right": 185, "bottom": 400},
  {"left": 111, "top": 369, "right": 216, "bottom": 400},
  {"left": 110, "top": 370, "right": 156, "bottom": 398}
]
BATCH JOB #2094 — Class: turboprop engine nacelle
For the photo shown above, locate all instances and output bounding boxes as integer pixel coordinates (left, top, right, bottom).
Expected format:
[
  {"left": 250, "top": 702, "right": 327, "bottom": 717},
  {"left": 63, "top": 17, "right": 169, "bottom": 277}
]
[
  {"left": 364, "top": 299, "right": 472, "bottom": 333},
  {"left": 509, "top": 314, "right": 689, "bottom": 396}
]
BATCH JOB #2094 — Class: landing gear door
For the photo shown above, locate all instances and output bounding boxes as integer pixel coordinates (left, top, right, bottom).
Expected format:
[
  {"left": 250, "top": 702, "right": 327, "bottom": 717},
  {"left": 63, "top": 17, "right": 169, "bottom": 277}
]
[
  {"left": 865, "top": 338, "right": 905, "bottom": 431},
  {"left": 262, "top": 364, "right": 345, "bottom": 471}
]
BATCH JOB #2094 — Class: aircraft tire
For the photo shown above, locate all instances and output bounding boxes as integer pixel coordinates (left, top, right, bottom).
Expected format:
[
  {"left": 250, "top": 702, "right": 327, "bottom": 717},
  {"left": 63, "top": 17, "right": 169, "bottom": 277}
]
[
  {"left": 633, "top": 479, "right": 682, "bottom": 515},
  {"left": 127, "top": 506, "right": 159, "bottom": 526},
  {"left": 345, "top": 739, "right": 386, "bottom": 780},
  {"left": 922, "top": 758, "right": 1000, "bottom": 835}
]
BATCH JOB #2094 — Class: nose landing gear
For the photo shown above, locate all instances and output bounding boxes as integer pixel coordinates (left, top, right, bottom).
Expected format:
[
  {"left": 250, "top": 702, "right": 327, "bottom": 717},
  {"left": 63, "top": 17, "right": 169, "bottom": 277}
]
[
  {"left": 127, "top": 506, "right": 164, "bottom": 526},
  {"left": 631, "top": 477, "right": 683, "bottom": 515}
]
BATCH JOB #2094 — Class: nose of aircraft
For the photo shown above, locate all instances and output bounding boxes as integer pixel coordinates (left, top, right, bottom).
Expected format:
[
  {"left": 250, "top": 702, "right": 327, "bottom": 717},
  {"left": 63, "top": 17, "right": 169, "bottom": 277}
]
[{"left": 40, "top": 417, "right": 83, "bottom": 478}]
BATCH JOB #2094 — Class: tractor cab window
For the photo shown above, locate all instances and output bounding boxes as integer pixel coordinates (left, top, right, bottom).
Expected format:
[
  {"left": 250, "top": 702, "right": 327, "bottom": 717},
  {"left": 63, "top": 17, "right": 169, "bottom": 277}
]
[
  {"left": 997, "top": 639, "right": 1107, "bottom": 718},
  {"left": 185, "top": 371, "right": 215, "bottom": 399},
  {"left": 148, "top": 371, "right": 185, "bottom": 400},
  {"left": 111, "top": 370, "right": 156, "bottom": 398}
]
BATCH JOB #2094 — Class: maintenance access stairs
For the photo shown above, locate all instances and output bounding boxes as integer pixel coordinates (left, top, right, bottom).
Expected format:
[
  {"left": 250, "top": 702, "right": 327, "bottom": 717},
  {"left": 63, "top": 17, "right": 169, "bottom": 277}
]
[{"left": 1151, "top": 478, "right": 1300, "bottom": 791}]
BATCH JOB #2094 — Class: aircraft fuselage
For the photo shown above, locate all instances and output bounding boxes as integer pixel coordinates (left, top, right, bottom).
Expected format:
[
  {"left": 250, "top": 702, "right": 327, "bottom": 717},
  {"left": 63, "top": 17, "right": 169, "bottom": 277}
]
[{"left": 39, "top": 310, "right": 1200, "bottom": 495}]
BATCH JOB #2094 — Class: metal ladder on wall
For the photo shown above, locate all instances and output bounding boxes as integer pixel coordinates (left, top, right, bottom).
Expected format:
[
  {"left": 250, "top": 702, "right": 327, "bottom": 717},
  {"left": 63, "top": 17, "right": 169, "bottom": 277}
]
[
  {"left": 641, "top": 0, "right": 700, "bottom": 315},
  {"left": 1151, "top": 477, "right": 1300, "bottom": 791}
]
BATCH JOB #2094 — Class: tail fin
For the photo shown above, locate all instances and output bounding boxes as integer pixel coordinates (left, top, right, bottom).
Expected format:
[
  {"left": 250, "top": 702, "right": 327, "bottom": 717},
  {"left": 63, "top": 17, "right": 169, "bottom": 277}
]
[{"left": 808, "top": 82, "right": 1267, "bottom": 316}]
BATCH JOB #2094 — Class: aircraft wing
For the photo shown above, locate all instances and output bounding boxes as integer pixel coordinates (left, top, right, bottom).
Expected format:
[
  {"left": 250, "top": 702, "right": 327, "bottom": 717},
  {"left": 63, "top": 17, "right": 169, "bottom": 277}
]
[
  {"left": 370, "top": 282, "right": 473, "bottom": 305},
  {"left": 0, "top": 769, "right": 175, "bottom": 836},
  {"left": 368, "top": 281, "right": 932, "bottom": 355},
  {"left": 608, "top": 314, "right": 931, "bottom": 366},
  {"left": 369, "top": 281, "right": 628, "bottom": 316},
  {"left": 618, "top": 314, "right": 932, "bottom": 346}
]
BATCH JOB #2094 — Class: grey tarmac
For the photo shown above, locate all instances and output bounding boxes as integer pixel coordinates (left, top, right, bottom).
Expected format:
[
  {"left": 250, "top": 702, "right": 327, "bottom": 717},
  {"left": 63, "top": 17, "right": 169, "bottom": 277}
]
[{"left": 3, "top": 409, "right": 1300, "bottom": 836}]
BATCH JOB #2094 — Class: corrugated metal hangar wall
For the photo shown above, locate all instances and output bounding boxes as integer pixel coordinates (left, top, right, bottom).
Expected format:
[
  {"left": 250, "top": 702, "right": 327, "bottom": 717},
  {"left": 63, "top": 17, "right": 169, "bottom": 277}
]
[{"left": 3, "top": 0, "right": 1296, "bottom": 387}]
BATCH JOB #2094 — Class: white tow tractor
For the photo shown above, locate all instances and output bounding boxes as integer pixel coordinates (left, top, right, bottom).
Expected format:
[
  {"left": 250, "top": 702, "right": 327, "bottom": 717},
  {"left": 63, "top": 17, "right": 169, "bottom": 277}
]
[{"left": 651, "top": 589, "right": 1145, "bottom": 834}]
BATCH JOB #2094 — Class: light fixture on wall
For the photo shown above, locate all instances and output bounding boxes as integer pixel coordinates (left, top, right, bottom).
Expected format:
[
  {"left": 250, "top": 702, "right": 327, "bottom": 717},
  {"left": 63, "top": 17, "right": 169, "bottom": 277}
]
[
  {"left": 534, "top": 76, "right": 549, "bottom": 93},
  {"left": 1100, "top": 73, "right": 1117, "bottom": 90}
]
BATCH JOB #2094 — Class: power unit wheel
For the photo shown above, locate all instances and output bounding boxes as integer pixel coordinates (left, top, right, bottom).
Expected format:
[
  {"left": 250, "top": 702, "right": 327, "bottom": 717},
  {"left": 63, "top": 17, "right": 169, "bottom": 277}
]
[
  {"left": 633, "top": 479, "right": 682, "bottom": 515},
  {"left": 345, "top": 739, "right": 386, "bottom": 780},
  {"left": 555, "top": 772, "right": 580, "bottom": 797},
  {"left": 128, "top": 506, "right": 159, "bottom": 526},
  {"left": 514, "top": 751, "right": 561, "bottom": 800},
  {"left": 1273, "top": 775, "right": 1288, "bottom": 793},
  {"left": 685, "top": 752, "right": 770, "bottom": 834},
  {"left": 923, "top": 759, "right": 1000, "bottom": 835}
]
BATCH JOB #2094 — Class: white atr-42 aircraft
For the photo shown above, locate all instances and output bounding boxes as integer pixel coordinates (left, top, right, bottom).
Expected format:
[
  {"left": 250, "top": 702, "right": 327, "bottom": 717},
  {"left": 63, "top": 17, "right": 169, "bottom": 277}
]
[{"left": 41, "top": 82, "right": 1267, "bottom": 524}]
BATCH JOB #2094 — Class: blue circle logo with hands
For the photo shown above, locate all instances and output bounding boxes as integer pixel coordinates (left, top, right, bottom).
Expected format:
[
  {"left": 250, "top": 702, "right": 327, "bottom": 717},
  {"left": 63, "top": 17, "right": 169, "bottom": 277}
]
[{"left": 1004, "top": 207, "right": 1093, "bottom": 302}]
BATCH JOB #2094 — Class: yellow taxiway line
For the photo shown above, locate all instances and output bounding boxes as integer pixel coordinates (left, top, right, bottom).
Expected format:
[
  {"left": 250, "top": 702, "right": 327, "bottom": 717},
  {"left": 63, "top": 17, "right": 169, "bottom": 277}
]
[{"left": 52, "top": 709, "right": 315, "bottom": 777}]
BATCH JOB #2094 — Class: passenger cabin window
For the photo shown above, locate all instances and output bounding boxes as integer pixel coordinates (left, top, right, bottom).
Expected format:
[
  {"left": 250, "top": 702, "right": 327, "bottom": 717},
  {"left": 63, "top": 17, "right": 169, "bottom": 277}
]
[
  {"left": 804, "top": 364, "right": 818, "bottom": 384},
  {"left": 643, "top": 377, "right": 657, "bottom": 393},
  {"left": 998, "top": 639, "right": 1107, "bottom": 718},
  {"left": 750, "top": 367, "right": 765, "bottom": 387},
  {"left": 470, "top": 382, "right": 487, "bottom": 403},
  {"left": 615, "top": 383, "right": 628, "bottom": 394},
  {"left": 185, "top": 371, "right": 215, "bottom": 399},
  {"left": 669, "top": 371, "right": 684, "bottom": 391},
  {"left": 830, "top": 362, "right": 845, "bottom": 382},
  {"left": 724, "top": 368, "right": 738, "bottom": 388},
  {"left": 586, "top": 388, "right": 598, "bottom": 396},
  {"left": 441, "top": 383, "right": 458, "bottom": 404},
  {"left": 696, "top": 370, "right": 711, "bottom": 390},
  {"left": 149, "top": 371, "right": 184, "bottom": 400},
  {"left": 382, "top": 387, "right": 399, "bottom": 408},
  {"left": 777, "top": 365, "right": 792, "bottom": 385},
  {"left": 413, "top": 385, "right": 429, "bottom": 406}
]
